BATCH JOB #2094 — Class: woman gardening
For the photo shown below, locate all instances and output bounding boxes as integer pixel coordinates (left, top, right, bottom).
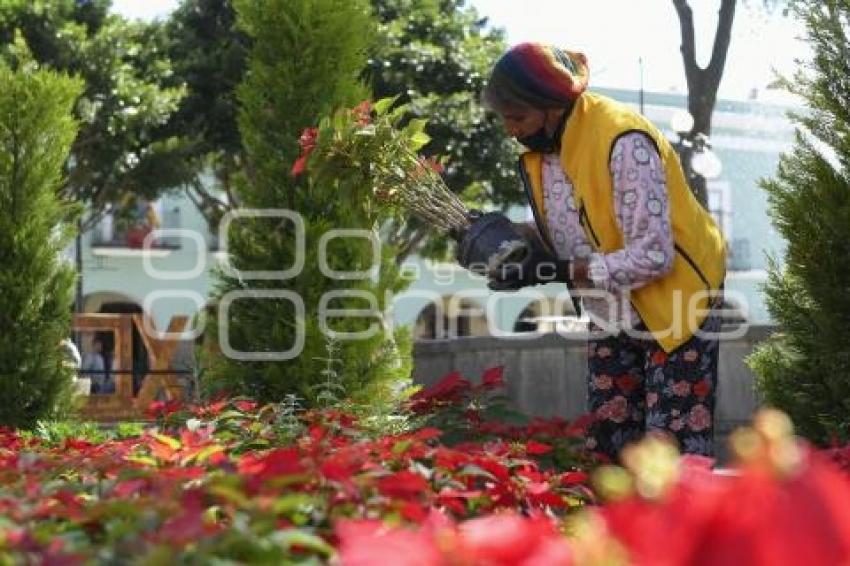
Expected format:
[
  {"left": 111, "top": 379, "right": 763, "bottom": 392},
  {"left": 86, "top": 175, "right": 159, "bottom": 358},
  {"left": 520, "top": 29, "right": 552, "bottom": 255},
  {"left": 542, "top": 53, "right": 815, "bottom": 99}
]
[{"left": 475, "top": 43, "right": 726, "bottom": 459}]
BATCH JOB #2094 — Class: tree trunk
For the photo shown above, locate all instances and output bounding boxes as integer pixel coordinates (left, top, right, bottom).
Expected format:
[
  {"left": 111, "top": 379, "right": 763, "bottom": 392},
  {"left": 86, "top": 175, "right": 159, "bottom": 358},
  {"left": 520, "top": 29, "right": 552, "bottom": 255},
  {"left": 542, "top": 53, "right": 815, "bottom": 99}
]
[{"left": 672, "top": 0, "right": 737, "bottom": 208}]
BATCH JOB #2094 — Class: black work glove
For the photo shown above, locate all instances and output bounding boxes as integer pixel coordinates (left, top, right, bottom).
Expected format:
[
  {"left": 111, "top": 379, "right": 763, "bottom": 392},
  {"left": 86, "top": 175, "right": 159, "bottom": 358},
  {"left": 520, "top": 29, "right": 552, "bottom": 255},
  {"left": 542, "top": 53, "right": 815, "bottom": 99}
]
[
  {"left": 487, "top": 232, "right": 571, "bottom": 291},
  {"left": 452, "top": 210, "right": 529, "bottom": 276}
]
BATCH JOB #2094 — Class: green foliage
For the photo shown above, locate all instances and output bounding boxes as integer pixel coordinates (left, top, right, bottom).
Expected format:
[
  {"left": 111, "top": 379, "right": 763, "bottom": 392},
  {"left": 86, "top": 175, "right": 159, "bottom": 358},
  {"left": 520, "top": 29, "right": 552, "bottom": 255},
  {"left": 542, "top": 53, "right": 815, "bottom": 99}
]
[
  {"left": 164, "top": 0, "right": 248, "bottom": 225},
  {"left": 0, "top": 0, "right": 188, "bottom": 221},
  {"left": 748, "top": 0, "right": 850, "bottom": 444},
  {"left": 203, "top": 0, "right": 412, "bottom": 410},
  {"left": 367, "top": 0, "right": 518, "bottom": 259},
  {"left": 310, "top": 338, "right": 347, "bottom": 409},
  {"left": 30, "top": 420, "right": 106, "bottom": 445},
  {"left": 0, "top": 61, "right": 82, "bottom": 427}
]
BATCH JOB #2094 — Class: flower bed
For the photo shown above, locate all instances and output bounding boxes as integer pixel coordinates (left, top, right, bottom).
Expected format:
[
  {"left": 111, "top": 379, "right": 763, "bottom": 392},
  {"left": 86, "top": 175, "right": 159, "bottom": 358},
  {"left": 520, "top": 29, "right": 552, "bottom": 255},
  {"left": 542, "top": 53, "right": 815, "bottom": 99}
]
[{"left": 1, "top": 369, "right": 849, "bottom": 564}]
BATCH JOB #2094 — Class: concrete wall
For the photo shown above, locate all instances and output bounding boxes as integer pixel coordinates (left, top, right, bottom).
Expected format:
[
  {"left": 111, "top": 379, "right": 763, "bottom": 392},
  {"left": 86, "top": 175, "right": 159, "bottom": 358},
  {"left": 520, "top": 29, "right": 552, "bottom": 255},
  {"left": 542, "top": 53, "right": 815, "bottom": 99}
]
[{"left": 412, "top": 325, "right": 776, "bottom": 451}]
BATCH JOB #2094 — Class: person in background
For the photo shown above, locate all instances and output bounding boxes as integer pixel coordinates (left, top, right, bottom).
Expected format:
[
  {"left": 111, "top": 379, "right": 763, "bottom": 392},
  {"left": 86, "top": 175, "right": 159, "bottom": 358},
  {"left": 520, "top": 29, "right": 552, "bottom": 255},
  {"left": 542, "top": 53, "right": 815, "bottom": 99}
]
[
  {"left": 82, "top": 335, "right": 110, "bottom": 394},
  {"left": 480, "top": 43, "right": 726, "bottom": 460}
]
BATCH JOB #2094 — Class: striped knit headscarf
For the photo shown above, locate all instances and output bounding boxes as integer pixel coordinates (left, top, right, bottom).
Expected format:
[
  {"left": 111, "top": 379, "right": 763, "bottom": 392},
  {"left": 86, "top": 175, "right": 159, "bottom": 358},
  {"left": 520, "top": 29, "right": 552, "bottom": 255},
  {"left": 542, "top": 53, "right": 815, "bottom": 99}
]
[{"left": 484, "top": 43, "right": 589, "bottom": 110}]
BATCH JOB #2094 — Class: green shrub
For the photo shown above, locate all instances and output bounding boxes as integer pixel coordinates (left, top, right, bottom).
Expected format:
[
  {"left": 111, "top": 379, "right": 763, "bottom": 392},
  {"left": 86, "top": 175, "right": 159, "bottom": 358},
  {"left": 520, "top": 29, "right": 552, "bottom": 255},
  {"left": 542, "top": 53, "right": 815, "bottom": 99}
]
[
  {"left": 0, "top": 59, "right": 82, "bottom": 428},
  {"left": 203, "top": 0, "right": 412, "bottom": 410},
  {"left": 748, "top": 0, "right": 850, "bottom": 444}
]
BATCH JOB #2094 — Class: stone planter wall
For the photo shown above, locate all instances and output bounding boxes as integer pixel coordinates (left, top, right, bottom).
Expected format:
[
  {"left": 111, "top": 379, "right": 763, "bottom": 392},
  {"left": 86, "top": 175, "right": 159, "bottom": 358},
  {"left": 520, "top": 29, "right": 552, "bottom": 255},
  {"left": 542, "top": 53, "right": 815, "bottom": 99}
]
[{"left": 412, "top": 325, "right": 777, "bottom": 455}]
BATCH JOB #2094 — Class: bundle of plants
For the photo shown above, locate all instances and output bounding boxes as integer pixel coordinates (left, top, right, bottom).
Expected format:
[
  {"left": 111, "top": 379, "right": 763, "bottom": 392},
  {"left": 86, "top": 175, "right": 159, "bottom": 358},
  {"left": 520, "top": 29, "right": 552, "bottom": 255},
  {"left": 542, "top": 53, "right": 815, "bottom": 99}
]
[{"left": 294, "top": 98, "right": 530, "bottom": 276}]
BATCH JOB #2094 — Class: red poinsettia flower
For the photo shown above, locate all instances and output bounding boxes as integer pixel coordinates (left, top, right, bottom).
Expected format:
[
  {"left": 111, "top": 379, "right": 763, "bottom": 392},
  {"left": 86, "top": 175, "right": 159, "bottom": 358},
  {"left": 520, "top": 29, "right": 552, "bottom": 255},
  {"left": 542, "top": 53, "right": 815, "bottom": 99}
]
[
  {"left": 336, "top": 519, "right": 444, "bottom": 566},
  {"left": 291, "top": 127, "right": 319, "bottom": 177},
  {"left": 144, "top": 399, "right": 183, "bottom": 419},
  {"left": 480, "top": 366, "right": 506, "bottom": 390},
  {"left": 376, "top": 470, "right": 430, "bottom": 500},
  {"left": 457, "top": 513, "right": 571, "bottom": 565},
  {"left": 238, "top": 447, "right": 306, "bottom": 482},
  {"left": 526, "top": 440, "right": 553, "bottom": 455},
  {"left": 409, "top": 370, "right": 471, "bottom": 412},
  {"left": 690, "top": 450, "right": 850, "bottom": 566}
]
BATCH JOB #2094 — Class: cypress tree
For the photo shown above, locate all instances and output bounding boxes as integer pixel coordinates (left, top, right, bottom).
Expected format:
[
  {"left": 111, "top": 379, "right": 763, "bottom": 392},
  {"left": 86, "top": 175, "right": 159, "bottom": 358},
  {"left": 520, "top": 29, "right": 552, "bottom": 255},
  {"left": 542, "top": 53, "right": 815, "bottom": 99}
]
[
  {"left": 0, "top": 59, "right": 82, "bottom": 427},
  {"left": 204, "top": 0, "right": 411, "bottom": 406},
  {"left": 748, "top": 0, "right": 850, "bottom": 443}
]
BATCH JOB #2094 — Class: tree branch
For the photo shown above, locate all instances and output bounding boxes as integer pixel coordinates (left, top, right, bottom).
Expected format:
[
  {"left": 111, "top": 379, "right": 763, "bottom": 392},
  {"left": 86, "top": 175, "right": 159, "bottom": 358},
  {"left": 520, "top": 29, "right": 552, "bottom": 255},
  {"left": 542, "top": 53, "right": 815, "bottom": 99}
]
[
  {"left": 673, "top": 0, "right": 699, "bottom": 90},
  {"left": 707, "top": 0, "right": 737, "bottom": 87},
  {"left": 186, "top": 178, "right": 232, "bottom": 226}
]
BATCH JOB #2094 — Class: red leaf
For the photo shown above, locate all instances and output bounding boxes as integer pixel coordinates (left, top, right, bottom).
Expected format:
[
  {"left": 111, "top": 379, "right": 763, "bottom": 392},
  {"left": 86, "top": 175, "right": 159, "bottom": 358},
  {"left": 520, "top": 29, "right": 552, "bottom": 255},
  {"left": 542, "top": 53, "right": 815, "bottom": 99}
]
[
  {"left": 238, "top": 447, "right": 305, "bottom": 481},
  {"left": 112, "top": 478, "right": 148, "bottom": 498},
  {"left": 320, "top": 451, "right": 361, "bottom": 482},
  {"left": 481, "top": 366, "right": 506, "bottom": 389},
  {"left": 377, "top": 471, "right": 430, "bottom": 500},
  {"left": 336, "top": 520, "right": 443, "bottom": 566},
  {"left": 458, "top": 513, "right": 561, "bottom": 565},
  {"left": 64, "top": 438, "right": 93, "bottom": 450},
  {"left": 526, "top": 441, "right": 553, "bottom": 455},
  {"left": 400, "top": 501, "right": 429, "bottom": 522},
  {"left": 290, "top": 127, "right": 319, "bottom": 177},
  {"left": 156, "top": 504, "right": 219, "bottom": 545},
  {"left": 290, "top": 155, "right": 308, "bottom": 177},
  {"left": 559, "top": 471, "right": 589, "bottom": 486},
  {"left": 144, "top": 400, "right": 183, "bottom": 419},
  {"left": 234, "top": 400, "right": 257, "bottom": 412},
  {"left": 412, "top": 427, "right": 443, "bottom": 442}
]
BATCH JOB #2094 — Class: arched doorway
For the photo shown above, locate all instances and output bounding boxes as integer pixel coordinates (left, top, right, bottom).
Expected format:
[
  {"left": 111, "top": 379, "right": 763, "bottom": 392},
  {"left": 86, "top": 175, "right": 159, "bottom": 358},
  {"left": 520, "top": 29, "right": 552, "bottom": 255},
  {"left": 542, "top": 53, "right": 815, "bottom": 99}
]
[{"left": 413, "top": 296, "right": 489, "bottom": 340}]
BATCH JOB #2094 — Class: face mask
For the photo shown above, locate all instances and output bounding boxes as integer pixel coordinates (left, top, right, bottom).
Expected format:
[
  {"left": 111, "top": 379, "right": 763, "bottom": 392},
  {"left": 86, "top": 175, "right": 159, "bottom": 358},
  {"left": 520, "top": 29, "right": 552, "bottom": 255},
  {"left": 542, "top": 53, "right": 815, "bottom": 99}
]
[{"left": 517, "top": 126, "right": 558, "bottom": 153}]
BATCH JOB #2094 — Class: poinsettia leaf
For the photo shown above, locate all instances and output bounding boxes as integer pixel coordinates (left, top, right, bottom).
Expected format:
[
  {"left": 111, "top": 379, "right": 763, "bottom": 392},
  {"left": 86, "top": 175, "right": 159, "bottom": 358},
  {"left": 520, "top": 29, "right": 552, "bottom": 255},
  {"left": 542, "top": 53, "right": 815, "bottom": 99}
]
[
  {"left": 150, "top": 433, "right": 181, "bottom": 451},
  {"left": 273, "top": 529, "right": 335, "bottom": 556},
  {"left": 458, "top": 464, "right": 498, "bottom": 482},
  {"left": 124, "top": 455, "right": 158, "bottom": 467},
  {"left": 272, "top": 493, "right": 317, "bottom": 515},
  {"left": 189, "top": 444, "right": 226, "bottom": 464},
  {"left": 208, "top": 483, "right": 251, "bottom": 508}
]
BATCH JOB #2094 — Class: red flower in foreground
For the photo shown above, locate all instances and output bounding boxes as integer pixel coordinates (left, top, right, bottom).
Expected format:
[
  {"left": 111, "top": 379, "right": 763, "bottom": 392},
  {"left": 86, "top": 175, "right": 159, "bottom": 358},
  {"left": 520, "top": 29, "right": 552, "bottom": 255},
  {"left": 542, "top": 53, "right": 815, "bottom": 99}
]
[
  {"left": 600, "top": 447, "right": 850, "bottom": 566},
  {"left": 337, "top": 513, "right": 573, "bottom": 566},
  {"left": 336, "top": 519, "right": 444, "bottom": 566},
  {"left": 291, "top": 127, "right": 319, "bottom": 177}
]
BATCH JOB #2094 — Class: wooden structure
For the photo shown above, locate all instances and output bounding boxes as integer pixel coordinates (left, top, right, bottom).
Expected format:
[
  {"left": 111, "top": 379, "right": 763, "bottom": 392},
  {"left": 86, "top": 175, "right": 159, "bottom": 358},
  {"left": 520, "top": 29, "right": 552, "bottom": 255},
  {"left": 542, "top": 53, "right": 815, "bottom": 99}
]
[{"left": 73, "top": 313, "right": 189, "bottom": 421}]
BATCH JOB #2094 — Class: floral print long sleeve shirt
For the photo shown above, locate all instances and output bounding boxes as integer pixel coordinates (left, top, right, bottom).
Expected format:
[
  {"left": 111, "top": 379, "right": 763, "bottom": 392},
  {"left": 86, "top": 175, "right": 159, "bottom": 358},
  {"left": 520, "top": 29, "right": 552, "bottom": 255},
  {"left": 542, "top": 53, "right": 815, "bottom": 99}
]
[{"left": 541, "top": 132, "right": 674, "bottom": 327}]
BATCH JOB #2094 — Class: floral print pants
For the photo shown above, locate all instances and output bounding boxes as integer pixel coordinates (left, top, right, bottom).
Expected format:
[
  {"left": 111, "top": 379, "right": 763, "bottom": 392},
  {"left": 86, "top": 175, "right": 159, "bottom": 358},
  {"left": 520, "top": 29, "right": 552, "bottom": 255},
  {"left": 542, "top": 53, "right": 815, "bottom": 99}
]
[{"left": 585, "top": 304, "right": 722, "bottom": 460}]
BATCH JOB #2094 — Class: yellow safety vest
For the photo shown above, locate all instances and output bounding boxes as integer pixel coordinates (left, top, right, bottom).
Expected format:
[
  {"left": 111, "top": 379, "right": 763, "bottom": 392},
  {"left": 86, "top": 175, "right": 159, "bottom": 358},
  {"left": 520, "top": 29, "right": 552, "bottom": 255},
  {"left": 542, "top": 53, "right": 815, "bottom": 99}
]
[{"left": 519, "top": 92, "right": 726, "bottom": 352}]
